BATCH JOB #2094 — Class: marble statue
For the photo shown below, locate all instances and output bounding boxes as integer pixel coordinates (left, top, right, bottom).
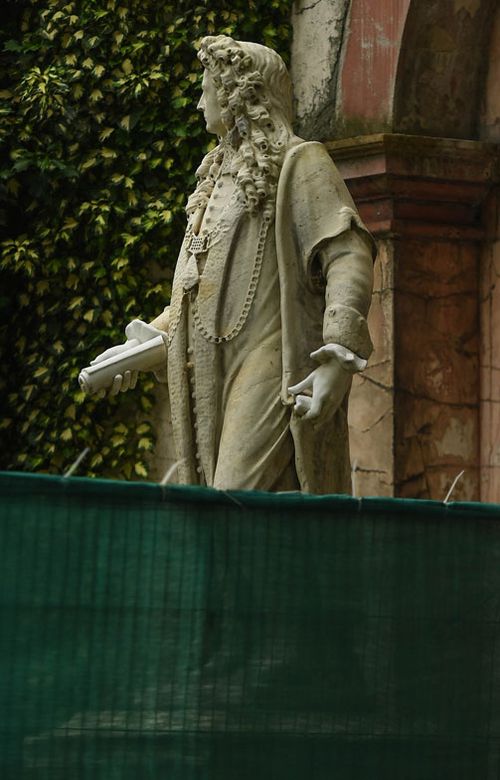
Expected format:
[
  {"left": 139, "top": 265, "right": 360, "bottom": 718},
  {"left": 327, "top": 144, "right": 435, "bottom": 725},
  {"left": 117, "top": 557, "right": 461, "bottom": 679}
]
[{"left": 80, "top": 35, "right": 375, "bottom": 493}]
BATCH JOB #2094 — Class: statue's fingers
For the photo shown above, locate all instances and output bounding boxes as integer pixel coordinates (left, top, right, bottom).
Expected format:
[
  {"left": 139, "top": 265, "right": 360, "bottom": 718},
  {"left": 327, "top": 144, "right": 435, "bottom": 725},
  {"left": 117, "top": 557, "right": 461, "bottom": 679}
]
[
  {"left": 91, "top": 343, "right": 128, "bottom": 365},
  {"left": 121, "top": 370, "right": 132, "bottom": 393},
  {"left": 303, "top": 392, "right": 324, "bottom": 420},
  {"left": 288, "top": 372, "right": 314, "bottom": 396},
  {"left": 309, "top": 347, "right": 330, "bottom": 364},
  {"left": 91, "top": 347, "right": 117, "bottom": 365},
  {"left": 293, "top": 395, "right": 312, "bottom": 417},
  {"left": 109, "top": 374, "right": 123, "bottom": 397},
  {"left": 130, "top": 371, "right": 138, "bottom": 390}
]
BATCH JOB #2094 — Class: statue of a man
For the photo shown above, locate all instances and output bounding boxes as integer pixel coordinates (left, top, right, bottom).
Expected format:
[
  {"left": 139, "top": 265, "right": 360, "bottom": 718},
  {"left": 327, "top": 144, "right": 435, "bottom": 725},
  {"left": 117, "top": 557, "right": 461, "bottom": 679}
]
[{"left": 85, "top": 35, "right": 375, "bottom": 493}]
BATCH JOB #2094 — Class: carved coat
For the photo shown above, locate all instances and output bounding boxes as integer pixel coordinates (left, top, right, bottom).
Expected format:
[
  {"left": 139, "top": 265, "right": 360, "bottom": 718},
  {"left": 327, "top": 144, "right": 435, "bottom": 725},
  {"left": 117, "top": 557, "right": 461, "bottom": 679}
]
[{"left": 155, "top": 140, "right": 375, "bottom": 494}]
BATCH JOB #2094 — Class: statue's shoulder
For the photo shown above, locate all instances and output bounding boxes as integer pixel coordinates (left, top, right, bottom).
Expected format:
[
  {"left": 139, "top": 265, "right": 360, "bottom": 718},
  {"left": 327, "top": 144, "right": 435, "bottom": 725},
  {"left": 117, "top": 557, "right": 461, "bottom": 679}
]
[
  {"left": 279, "top": 137, "right": 343, "bottom": 192},
  {"left": 282, "top": 136, "right": 335, "bottom": 171}
]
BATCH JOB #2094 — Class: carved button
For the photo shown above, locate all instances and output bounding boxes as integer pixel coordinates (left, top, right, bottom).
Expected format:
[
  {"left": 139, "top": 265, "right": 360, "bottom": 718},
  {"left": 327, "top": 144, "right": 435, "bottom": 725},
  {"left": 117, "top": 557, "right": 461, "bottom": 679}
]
[
  {"left": 187, "top": 346, "right": 193, "bottom": 355},
  {"left": 196, "top": 466, "right": 202, "bottom": 474},
  {"left": 193, "top": 406, "right": 198, "bottom": 414},
  {"left": 195, "top": 451, "right": 201, "bottom": 460},
  {"left": 186, "top": 361, "right": 194, "bottom": 370}
]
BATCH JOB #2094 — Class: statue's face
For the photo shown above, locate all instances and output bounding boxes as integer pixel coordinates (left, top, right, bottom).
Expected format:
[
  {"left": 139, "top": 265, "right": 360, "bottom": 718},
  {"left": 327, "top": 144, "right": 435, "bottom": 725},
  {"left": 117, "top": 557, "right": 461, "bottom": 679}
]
[{"left": 198, "top": 70, "right": 226, "bottom": 137}]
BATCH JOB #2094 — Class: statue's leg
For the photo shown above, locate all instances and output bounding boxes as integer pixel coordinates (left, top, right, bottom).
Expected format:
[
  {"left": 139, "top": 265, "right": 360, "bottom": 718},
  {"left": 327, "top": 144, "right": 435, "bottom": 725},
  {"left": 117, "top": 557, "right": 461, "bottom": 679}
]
[{"left": 213, "top": 368, "right": 296, "bottom": 492}]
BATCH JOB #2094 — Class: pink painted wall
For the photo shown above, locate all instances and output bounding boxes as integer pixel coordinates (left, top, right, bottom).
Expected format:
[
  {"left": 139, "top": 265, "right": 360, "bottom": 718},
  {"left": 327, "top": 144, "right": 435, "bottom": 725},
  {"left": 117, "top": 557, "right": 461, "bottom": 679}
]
[{"left": 339, "top": 0, "right": 411, "bottom": 128}]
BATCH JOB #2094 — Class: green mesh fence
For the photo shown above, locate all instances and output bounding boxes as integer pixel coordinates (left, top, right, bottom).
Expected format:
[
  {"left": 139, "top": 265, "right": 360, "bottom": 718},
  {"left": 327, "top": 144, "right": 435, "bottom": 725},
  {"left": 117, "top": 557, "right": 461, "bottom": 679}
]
[{"left": 1, "top": 471, "right": 500, "bottom": 779}]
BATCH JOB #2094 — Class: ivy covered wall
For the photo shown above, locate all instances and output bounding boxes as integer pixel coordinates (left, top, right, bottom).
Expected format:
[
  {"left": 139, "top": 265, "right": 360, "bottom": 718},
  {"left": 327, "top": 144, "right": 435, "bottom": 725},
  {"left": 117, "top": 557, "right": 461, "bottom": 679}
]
[{"left": 0, "top": 0, "right": 292, "bottom": 479}]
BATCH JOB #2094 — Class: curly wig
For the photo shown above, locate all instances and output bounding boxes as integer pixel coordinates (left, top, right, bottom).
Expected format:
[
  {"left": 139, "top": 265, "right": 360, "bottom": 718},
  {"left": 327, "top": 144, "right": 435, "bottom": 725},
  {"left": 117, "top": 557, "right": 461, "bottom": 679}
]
[{"left": 186, "top": 36, "right": 294, "bottom": 218}]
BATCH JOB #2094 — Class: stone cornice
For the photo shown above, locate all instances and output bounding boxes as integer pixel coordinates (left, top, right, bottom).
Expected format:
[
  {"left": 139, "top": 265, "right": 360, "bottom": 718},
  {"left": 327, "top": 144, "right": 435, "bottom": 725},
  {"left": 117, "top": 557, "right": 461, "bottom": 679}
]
[{"left": 325, "top": 133, "right": 500, "bottom": 240}]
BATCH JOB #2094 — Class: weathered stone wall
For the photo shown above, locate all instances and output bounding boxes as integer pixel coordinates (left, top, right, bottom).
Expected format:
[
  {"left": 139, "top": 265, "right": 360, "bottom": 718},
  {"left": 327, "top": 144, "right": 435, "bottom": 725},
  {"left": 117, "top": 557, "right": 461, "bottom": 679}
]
[
  {"left": 395, "top": 239, "right": 480, "bottom": 500},
  {"left": 349, "top": 241, "right": 394, "bottom": 496},
  {"left": 291, "top": 0, "right": 350, "bottom": 140}
]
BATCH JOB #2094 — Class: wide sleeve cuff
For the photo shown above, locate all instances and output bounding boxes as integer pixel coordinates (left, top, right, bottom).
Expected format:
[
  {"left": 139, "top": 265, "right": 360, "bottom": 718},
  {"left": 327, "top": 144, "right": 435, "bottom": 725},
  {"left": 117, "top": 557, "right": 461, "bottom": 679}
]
[
  {"left": 124, "top": 319, "right": 168, "bottom": 382},
  {"left": 323, "top": 303, "right": 373, "bottom": 360},
  {"left": 125, "top": 318, "right": 168, "bottom": 347},
  {"left": 148, "top": 306, "right": 170, "bottom": 336}
]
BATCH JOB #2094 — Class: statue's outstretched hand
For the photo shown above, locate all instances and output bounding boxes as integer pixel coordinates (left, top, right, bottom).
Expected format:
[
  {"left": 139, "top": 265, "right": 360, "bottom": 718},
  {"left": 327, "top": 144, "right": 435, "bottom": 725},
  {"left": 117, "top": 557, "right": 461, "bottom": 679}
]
[{"left": 288, "top": 350, "right": 351, "bottom": 421}]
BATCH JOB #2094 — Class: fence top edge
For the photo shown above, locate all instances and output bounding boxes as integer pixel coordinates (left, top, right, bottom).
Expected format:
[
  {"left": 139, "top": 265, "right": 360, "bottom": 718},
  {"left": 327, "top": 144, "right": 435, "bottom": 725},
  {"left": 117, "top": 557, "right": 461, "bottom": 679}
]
[{"left": 1, "top": 471, "right": 500, "bottom": 521}]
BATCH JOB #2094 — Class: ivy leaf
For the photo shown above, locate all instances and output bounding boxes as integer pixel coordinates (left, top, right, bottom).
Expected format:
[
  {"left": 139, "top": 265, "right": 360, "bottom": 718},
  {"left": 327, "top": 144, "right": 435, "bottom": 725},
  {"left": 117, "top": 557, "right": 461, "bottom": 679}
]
[
  {"left": 122, "top": 59, "right": 133, "bottom": 75},
  {"left": 134, "top": 461, "right": 147, "bottom": 477}
]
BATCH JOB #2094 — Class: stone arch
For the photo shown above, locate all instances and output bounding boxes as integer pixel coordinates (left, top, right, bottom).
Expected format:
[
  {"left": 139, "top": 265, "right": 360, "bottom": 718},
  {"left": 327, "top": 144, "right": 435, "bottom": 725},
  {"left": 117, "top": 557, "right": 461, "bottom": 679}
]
[{"left": 394, "top": 0, "right": 498, "bottom": 139}]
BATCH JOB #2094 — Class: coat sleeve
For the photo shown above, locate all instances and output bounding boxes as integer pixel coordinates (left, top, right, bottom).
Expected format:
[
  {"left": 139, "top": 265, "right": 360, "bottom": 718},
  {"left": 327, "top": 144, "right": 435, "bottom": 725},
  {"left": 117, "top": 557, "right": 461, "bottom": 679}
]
[
  {"left": 318, "top": 230, "right": 374, "bottom": 359},
  {"left": 149, "top": 305, "right": 170, "bottom": 334},
  {"left": 282, "top": 141, "right": 375, "bottom": 360}
]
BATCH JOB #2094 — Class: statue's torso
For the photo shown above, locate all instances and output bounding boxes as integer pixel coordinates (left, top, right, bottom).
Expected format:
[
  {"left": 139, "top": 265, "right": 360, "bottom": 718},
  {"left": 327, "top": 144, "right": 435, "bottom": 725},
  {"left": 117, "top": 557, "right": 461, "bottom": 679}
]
[{"left": 167, "top": 163, "right": 293, "bottom": 490}]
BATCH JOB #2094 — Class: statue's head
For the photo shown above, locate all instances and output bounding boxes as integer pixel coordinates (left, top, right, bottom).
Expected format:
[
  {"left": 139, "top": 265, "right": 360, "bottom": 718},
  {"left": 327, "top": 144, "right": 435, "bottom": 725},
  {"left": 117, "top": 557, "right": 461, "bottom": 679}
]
[
  {"left": 187, "top": 36, "right": 294, "bottom": 216},
  {"left": 197, "top": 35, "right": 293, "bottom": 136}
]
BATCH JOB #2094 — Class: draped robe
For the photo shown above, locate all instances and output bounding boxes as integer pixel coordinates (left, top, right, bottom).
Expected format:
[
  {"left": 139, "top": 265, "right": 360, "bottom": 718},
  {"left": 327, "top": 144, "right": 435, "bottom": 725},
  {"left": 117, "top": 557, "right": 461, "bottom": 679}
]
[{"left": 153, "top": 140, "right": 375, "bottom": 494}]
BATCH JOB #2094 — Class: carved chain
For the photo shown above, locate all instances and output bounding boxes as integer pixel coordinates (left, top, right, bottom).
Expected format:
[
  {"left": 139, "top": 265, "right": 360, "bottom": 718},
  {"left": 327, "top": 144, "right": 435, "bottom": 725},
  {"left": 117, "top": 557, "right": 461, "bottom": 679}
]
[{"left": 192, "top": 212, "right": 272, "bottom": 344}]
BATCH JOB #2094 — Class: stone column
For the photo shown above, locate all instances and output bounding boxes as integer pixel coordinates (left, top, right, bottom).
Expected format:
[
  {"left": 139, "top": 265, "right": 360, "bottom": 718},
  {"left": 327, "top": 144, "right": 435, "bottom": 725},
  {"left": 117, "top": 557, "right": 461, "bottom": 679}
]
[
  {"left": 291, "top": 0, "right": 351, "bottom": 140},
  {"left": 479, "top": 6, "right": 500, "bottom": 501},
  {"left": 327, "top": 133, "right": 498, "bottom": 500},
  {"left": 480, "top": 186, "right": 500, "bottom": 501}
]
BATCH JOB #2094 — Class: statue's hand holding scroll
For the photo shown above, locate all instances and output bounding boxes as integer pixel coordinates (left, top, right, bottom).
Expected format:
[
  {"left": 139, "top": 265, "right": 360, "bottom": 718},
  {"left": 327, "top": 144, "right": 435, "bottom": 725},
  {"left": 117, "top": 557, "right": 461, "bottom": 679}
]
[
  {"left": 89, "top": 339, "right": 140, "bottom": 397},
  {"left": 79, "top": 320, "right": 167, "bottom": 397}
]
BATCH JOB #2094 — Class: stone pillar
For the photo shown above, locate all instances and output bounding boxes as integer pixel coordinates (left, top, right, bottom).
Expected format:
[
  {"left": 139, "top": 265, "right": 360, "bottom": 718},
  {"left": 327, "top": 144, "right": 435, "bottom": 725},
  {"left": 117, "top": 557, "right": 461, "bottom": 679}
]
[
  {"left": 327, "top": 134, "right": 498, "bottom": 500},
  {"left": 291, "top": 0, "right": 351, "bottom": 140},
  {"left": 479, "top": 6, "right": 500, "bottom": 502},
  {"left": 480, "top": 188, "right": 500, "bottom": 501}
]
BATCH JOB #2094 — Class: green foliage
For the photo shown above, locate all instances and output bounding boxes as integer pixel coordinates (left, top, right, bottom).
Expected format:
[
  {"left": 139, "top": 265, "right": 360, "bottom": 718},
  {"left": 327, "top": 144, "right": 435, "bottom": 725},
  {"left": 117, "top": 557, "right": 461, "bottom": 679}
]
[{"left": 0, "top": 0, "right": 292, "bottom": 479}]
